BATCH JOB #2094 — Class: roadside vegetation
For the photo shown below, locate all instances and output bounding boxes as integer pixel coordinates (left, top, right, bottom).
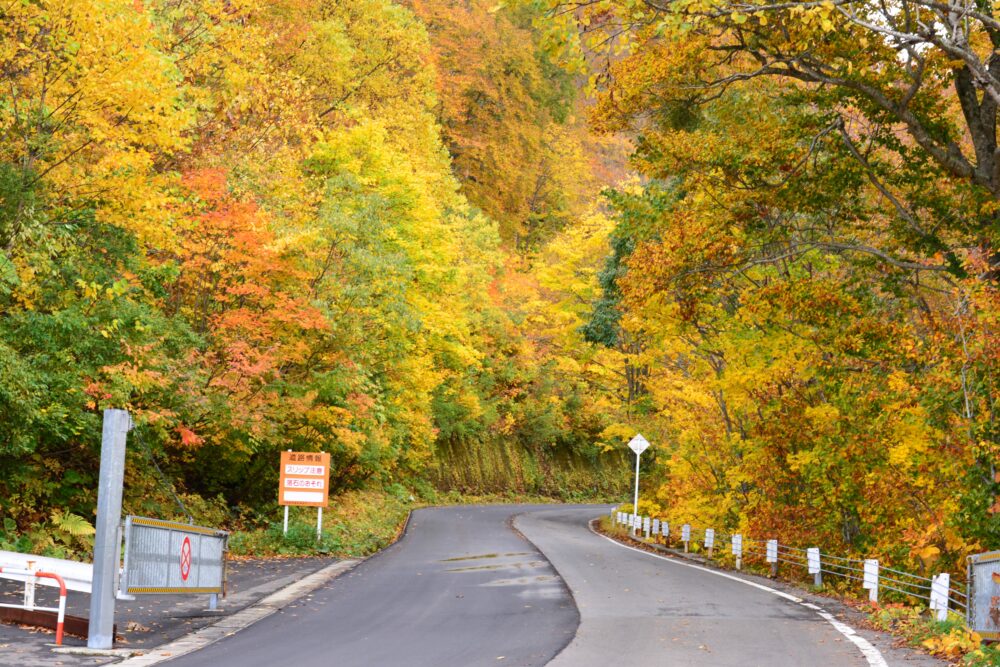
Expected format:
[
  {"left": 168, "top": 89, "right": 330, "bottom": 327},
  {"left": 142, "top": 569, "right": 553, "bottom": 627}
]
[{"left": 0, "top": 0, "right": 997, "bottom": 623}]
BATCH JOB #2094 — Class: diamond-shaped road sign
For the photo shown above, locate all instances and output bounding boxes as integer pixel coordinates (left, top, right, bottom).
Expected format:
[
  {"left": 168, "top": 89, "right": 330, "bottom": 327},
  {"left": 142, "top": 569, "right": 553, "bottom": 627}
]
[{"left": 628, "top": 433, "right": 649, "bottom": 455}]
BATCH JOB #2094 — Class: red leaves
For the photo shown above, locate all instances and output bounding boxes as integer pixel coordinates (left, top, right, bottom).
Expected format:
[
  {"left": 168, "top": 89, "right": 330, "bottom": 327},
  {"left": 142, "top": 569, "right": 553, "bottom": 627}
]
[
  {"left": 176, "top": 426, "right": 203, "bottom": 448},
  {"left": 164, "top": 169, "right": 329, "bottom": 432}
]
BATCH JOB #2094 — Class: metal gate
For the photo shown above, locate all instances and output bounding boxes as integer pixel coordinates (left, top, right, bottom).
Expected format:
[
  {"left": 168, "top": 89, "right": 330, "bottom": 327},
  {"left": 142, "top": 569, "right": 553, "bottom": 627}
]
[{"left": 119, "top": 516, "right": 227, "bottom": 596}]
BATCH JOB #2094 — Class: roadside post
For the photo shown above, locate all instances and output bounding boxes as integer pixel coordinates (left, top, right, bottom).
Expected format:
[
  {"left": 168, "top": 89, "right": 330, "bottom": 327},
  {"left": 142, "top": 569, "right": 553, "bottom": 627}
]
[
  {"left": 732, "top": 534, "right": 743, "bottom": 570},
  {"left": 88, "top": 409, "right": 131, "bottom": 649},
  {"left": 863, "top": 559, "right": 879, "bottom": 602},
  {"left": 681, "top": 524, "right": 691, "bottom": 552},
  {"left": 643, "top": 516, "right": 651, "bottom": 539},
  {"left": 766, "top": 539, "right": 778, "bottom": 577},
  {"left": 278, "top": 451, "right": 331, "bottom": 540},
  {"left": 627, "top": 434, "right": 649, "bottom": 536},
  {"left": 652, "top": 518, "right": 660, "bottom": 539},
  {"left": 929, "top": 573, "right": 949, "bottom": 621},
  {"left": 807, "top": 548, "right": 822, "bottom": 587},
  {"left": 704, "top": 529, "right": 715, "bottom": 558}
]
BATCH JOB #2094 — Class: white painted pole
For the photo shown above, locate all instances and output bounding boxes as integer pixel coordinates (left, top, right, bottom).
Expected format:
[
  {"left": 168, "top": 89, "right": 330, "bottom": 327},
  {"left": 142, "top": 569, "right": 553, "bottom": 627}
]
[
  {"left": 632, "top": 450, "right": 641, "bottom": 536},
  {"left": 317, "top": 507, "right": 323, "bottom": 541},
  {"left": 282, "top": 449, "right": 291, "bottom": 536},
  {"left": 931, "top": 573, "right": 950, "bottom": 621}
]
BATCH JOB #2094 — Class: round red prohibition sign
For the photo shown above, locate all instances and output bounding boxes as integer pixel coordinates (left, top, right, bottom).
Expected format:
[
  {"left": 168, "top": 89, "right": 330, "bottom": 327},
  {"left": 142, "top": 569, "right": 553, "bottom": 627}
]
[{"left": 179, "top": 536, "right": 192, "bottom": 581}]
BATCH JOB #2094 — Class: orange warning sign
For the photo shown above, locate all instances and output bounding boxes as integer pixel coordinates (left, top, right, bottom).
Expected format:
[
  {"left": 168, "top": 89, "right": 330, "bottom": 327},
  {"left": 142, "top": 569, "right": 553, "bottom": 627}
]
[{"left": 278, "top": 451, "right": 330, "bottom": 507}]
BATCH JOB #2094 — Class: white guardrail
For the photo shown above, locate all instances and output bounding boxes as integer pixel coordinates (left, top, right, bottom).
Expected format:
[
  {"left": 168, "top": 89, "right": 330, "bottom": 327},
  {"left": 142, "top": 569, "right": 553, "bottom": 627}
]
[
  {"left": 613, "top": 511, "right": 963, "bottom": 621},
  {"left": 0, "top": 551, "right": 87, "bottom": 646},
  {"left": 0, "top": 550, "right": 93, "bottom": 593}
]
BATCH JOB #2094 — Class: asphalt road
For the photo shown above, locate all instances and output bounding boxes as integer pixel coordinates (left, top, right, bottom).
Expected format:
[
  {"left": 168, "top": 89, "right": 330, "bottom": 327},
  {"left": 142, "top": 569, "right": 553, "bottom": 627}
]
[
  {"left": 160, "top": 504, "right": 936, "bottom": 667},
  {"left": 516, "top": 507, "right": 872, "bottom": 667},
  {"left": 163, "top": 505, "right": 580, "bottom": 667}
]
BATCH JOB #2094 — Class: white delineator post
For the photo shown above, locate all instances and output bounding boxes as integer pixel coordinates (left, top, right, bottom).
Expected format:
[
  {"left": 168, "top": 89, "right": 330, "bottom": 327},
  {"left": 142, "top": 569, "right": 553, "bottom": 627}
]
[
  {"left": 766, "top": 539, "right": 778, "bottom": 577},
  {"left": 682, "top": 524, "right": 691, "bottom": 552},
  {"left": 863, "top": 559, "right": 879, "bottom": 603},
  {"left": 930, "top": 573, "right": 950, "bottom": 621},
  {"left": 704, "top": 528, "right": 715, "bottom": 558},
  {"left": 732, "top": 534, "right": 743, "bottom": 570},
  {"left": 627, "top": 434, "right": 649, "bottom": 537},
  {"left": 88, "top": 409, "right": 131, "bottom": 649},
  {"left": 807, "top": 547, "right": 822, "bottom": 587}
]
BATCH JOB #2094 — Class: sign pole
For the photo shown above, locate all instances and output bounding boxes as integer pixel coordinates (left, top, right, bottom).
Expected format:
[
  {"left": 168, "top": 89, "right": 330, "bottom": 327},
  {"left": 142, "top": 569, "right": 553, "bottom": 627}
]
[
  {"left": 282, "top": 449, "right": 291, "bottom": 536},
  {"left": 627, "top": 434, "right": 649, "bottom": 537},
  {"left": 278, "top": 450, "right": 330, "bottom": 538},
  {"left": 88, "top": 409, "right": 131, "bottom": 649},
  {"left": 632, "top": 450, "right": 641, "bottom": 536}
]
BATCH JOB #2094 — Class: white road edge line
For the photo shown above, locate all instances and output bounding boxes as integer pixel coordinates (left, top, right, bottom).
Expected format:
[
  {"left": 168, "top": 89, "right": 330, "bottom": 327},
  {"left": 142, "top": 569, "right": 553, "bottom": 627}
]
[{"left": 590, "top": 524, "right": 889, "bottom": 667}]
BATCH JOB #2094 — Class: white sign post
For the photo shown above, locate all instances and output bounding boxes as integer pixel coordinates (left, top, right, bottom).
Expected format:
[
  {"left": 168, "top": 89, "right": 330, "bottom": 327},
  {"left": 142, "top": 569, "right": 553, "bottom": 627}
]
[{"left": 627, "top": 434, "right": 649, "bottom": 536}]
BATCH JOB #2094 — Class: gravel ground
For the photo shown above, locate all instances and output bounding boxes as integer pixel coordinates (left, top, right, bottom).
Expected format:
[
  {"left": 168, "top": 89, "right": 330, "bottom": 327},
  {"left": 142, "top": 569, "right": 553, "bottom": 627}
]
[{"left": 0, "top": 556, "right": 337, "bottom": 667}]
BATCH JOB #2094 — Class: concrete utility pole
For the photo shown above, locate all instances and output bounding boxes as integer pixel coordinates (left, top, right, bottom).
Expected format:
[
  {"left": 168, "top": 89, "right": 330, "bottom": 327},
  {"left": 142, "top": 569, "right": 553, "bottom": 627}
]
[{"left": 88, "top": 409, "right": 131, "bottom": 649}]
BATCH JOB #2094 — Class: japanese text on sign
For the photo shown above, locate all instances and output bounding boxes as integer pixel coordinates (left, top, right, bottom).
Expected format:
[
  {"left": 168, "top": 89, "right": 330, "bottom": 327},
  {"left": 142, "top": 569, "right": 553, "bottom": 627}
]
[{"left": 279, "top": 451, "right": 331, "bottom": 508}]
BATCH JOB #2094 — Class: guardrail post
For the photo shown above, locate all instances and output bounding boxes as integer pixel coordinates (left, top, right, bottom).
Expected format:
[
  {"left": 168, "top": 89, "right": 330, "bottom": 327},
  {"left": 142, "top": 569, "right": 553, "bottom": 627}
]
[
  {"left": 643, "top": 516, "right": 651, "bottom": 539},
  {"left": 705, "top": 529, "right": 715, "bottom": 558},
  {"left": 807, "top": 547, "right": 821, "bottom": 587},
  {"left": 732, "top": 534, "right": 742, "bottom": 570},
  {"left": 930, "top": 572, "right": 949, "bottom": 621},
  {"left": 682, "top": 524, "right": 691, "bottom": 552},
  {"left": 863, "top": 559, "right": 879, "bottom": 603},
  {"left": 88, "top": 409, "right": 131, "bottom": 649},
  {"left": 766, "top": 539, "right": 778, "bottom": 577},
  {"left": 23, "top": 560, "right": 36, "bottom": 611}
]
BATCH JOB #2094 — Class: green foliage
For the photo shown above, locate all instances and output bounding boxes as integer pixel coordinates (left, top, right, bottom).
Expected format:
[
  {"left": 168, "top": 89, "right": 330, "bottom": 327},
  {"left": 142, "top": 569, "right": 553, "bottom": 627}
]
[
  {"left": 870, "top": 605, "right": 984, "bottom": 661},
  {"left": 228, "top": 489, "right": 411, "bottom": 558}
]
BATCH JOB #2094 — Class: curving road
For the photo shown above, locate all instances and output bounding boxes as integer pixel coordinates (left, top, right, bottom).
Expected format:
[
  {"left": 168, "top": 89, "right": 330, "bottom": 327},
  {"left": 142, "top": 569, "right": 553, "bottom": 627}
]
[
  {"left": 163, "top": 504, "right": 580, "bottom": 667},
  {"left": 516, "top": 507, "right": 876, "bottom": 667},
  {"left": 160, "top": 504, "right": 932, "bottom": 667}
]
